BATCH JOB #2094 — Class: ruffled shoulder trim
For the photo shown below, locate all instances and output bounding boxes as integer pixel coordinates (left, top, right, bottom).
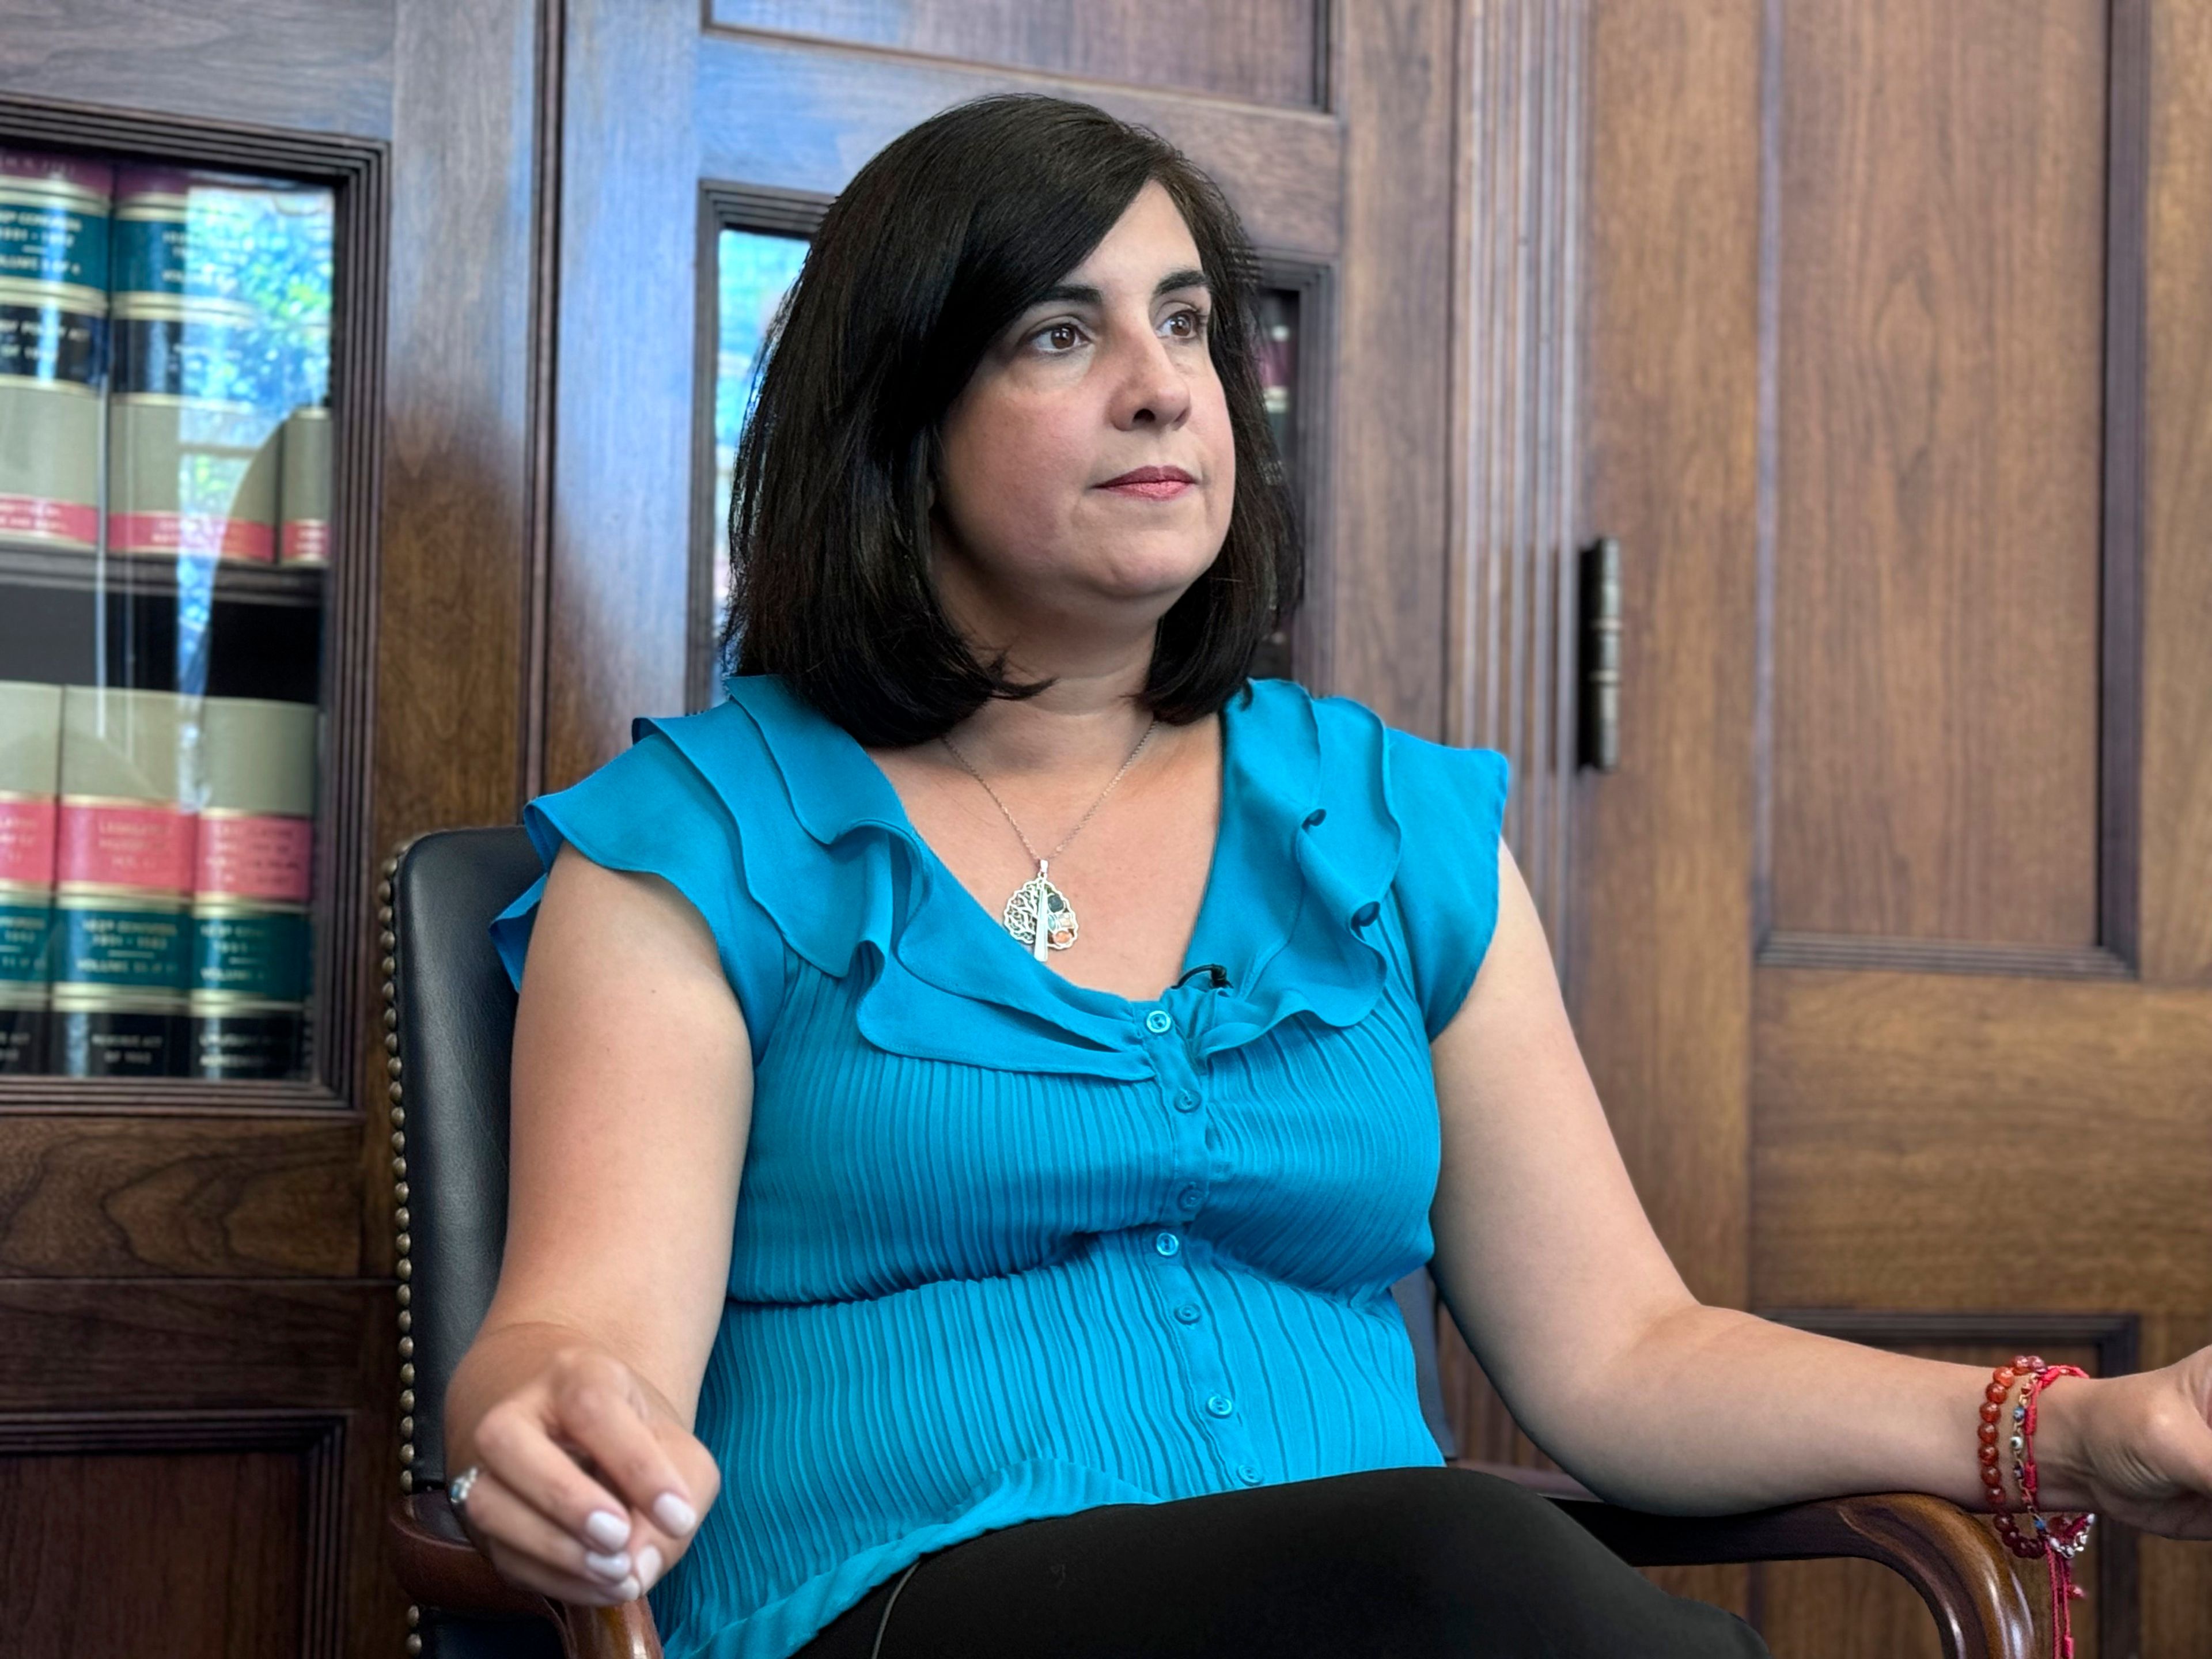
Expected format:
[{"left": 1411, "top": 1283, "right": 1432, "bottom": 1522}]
[
  {"left": 494, "top": 673, "right": 1481, "bottom": 1077},
  {"left": 1382, "top": 730, "right": 1511, "bottom": 1037},
  {"left": 486, "top": 722, "right": 790, "bottom": 1059}
]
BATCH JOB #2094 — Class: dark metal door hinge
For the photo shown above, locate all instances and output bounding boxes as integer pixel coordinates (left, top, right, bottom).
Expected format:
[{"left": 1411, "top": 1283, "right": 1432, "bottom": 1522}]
[{"left": 1578, "top": 536, "right": 1622, "bottom": 771}]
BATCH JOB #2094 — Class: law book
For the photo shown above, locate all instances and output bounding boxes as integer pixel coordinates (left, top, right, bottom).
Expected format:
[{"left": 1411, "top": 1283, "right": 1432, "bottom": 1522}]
[
  {"left": 0, "top": 149, "right": 110, "bottom": 551},
  {"left": 278, "top": 403, "right": 331, "bottom": 565},
  {"left": 53, "top": 685, "right": 198, "bottom": 1077},
  {"left": 105, "top": 167, "right": 280, "bottom": 564},
  {"left": 191, "top": 695, "right": 316, "bottom": 1080},
  {"left": 0, "top": 680, "right": 62, "bottom": 1073}
]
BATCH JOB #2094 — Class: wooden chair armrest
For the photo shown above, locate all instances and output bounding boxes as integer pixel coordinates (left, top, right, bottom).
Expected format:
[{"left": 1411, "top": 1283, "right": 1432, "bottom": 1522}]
[
  {"left": 388, "top": 1491, "right": 664, "bottom": 1659},
  {"left": 1460, "top": 1462, "right": 2037, "bottom": 1659}
]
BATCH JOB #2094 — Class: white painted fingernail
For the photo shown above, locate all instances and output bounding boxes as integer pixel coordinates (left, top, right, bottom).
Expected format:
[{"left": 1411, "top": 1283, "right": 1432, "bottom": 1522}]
[
  {"left": 584, "top": 1509, "right": 630, "bottom": 1551},
  {"left": 635, "top": 1544, "right": 664, "bottom": 1590},
  {"left": 615, "top": 1575, "right": 641, "bottom": 1601},
  {"left": 584, "top": 1550, "right": 630, "bottom": 1582},
  {"left": 652, "top": 1492, "right": 698, "bottom": 1534}
]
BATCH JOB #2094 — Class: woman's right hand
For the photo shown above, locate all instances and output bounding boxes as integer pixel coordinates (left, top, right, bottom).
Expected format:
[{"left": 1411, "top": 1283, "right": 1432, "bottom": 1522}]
[{"left": 452, "top": 1341, "right": 723, "bottom": 1605}]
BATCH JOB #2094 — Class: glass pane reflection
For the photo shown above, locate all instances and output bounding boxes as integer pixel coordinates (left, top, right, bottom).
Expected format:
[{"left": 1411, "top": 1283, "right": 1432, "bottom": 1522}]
[
  {"left": 710, "top": 227, "right": 808, "bottom": 689},
  {"left": 0, "top": 149, "right": 332, "bottom": 1082}
]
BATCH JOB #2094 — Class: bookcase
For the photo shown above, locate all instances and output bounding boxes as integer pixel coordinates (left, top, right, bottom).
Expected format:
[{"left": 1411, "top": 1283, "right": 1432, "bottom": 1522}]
[{"left": 0, "top": 148, "right": 340, "bottom": 1083}]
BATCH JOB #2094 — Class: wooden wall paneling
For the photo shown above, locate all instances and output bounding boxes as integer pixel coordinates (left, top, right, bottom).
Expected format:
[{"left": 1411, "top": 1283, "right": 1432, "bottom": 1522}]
[
  {"left": 1766, "top": 0, "right": 2108, "bottom": 955},
  {"left": 1571, "top": 0, "right": 1760, "bottom": 1316},
  {"left": 1568, "top": 0, "right": 1763, "bottom": 1619},
  {"left": 1323, "top": 0, "right": 1460, "bottom": 733},
  {"left": 690, "top": 31, "right": 1344, "bottom": 263},
  {"left": 1751, "top": 968, "right": 2212, "bottom": 1315},
  {"left": 0, "top": 1113, "right": 359, "bottom": 1277},
  {"left": 0, "top": 1282, "right": 367, "bottom": 1410},
  {"left": 543, "top": 0, "right": 700, "bottom": 782},
  {"left": 0, "top": 0, "right": 396, "bottom": 138},
  {"left": 2141, "top": 0, "right": 2212, "bottom": 985},
  {"left": 710, "top": 0, "right": 1329, "bottom": 111},
  {"left": 1434, "top": 0, "right": 1590, "bottom": 1479},
  {"left": 0, "top": 1413, "right": 347, "bottom": 1658},
  {"left": 1445, "top": 0, "right": 1586, "bottom": 951}
]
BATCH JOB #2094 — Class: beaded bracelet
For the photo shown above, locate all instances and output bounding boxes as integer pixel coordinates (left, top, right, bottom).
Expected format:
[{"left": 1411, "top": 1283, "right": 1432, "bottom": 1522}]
[{"left": 1979, "top": 1355, "right": 2094, "bottom": 1659}]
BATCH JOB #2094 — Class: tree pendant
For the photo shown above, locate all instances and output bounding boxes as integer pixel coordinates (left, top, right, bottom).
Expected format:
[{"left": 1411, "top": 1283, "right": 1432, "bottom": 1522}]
[{"left": 1003, "top": 859, "right": 1078, "bottom": 960}]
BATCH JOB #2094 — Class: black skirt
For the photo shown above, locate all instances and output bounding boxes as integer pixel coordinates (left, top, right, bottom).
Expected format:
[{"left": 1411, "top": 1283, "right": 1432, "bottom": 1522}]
[{"left": 793, "top": 1465, "right": 1771, "bottom": 1658}]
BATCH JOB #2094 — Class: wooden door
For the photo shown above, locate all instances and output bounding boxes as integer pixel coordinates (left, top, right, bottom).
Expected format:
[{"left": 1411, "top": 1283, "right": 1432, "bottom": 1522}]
[
  {"left": 539, "top": 1, "right": 1468, "bottom": 782},
  {"left": 1565, "top": 2, "right": 2212, "bottom": 1654}
]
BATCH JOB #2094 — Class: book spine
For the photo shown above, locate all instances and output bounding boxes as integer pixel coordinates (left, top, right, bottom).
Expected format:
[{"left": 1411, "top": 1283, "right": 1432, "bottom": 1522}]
[
  {"left": 192, "top": 695, "right": 316, "bottom": 1079},
  {"left": 0, "top": 680, "right": 63, "bottom": 1073},
  {"left": 0, "top": 149, "right": 111, "bottom": 551},
  {"left": 106, "top": 168, "right": 279, "bottom": 565},
  {"left": 53, "top": 685, "right": 195, "bottom": 1076},
  {"left": 278, "top": 404, "right": 332, "bottom": 565}
]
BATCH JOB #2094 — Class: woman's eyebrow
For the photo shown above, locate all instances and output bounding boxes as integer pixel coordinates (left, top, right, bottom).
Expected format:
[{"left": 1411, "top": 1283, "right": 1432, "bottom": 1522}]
[{"left": 1027, "top": 268, "right": 1213, "bottom": 308}]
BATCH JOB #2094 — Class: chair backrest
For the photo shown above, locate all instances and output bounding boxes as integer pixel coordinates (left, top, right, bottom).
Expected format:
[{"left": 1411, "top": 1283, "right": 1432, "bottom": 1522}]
[
  {"left": 385, "top": 824, "right": 1457, "bottom": 1502},
  {"left": 389, "top": 825, "right": 545, "bottom": 1490}
]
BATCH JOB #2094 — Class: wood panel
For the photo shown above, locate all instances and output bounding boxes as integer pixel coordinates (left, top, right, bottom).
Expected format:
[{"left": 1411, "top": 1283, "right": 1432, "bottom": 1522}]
[
  {"left": 1569, "top": 0, "right": 1764, "bottom": 1620},
  {"left": 691, "top": 32, "right": 1344, "bottom": 259},
  {"left": 1321, "top": 0, "right": 1460, "bottom": 733},
  {"left": 1766, "top": 0, "right": 2108, "bottom": 951},
  {"left": 1446, "top": 0, "right": 1586, "bottom": 953},
  {"left": 710, "top": 0, "right": 1327, "bottom": 111},
  {"left": 1752, "top": 968, "right": 2212, "bottom": 1313},
  {"left": 0, "top": 1414, "right": 346, "bottom": 1659},
  {"left": 0, "top": 1116, "right": 358, "bottom": 1277},
  {"left": 0, "top": 1282, "right": 372, "bottom": 1410},
  {"left": 2141, "top": 0, "right": 2212, "bottom": 986},
  {"left": 0, "top": 0, "right": 395, "bottom": 138}
]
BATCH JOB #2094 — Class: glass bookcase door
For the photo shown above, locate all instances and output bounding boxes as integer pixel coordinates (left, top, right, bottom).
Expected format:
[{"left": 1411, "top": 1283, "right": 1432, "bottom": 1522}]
[
  {"left": 707, "top": 226, "right": 809, "bottom": 693},
  {"left": 0, "top": 147, "right": 332, "bottom": 1081},
  {"left": 702, "top": 225, "right": 1309, "bottom": 691}
]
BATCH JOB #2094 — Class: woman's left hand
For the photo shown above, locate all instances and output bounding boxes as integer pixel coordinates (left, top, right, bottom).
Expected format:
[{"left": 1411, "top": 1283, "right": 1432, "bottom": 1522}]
[{"left": 2039, "top": 1344, "right": 2212, "bottom": 1537}]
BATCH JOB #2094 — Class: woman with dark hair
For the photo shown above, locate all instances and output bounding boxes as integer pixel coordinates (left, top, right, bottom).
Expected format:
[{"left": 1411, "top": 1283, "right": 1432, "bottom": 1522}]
[{"left": 449, "top": 94, "right": 2212, "bottom": 1659}]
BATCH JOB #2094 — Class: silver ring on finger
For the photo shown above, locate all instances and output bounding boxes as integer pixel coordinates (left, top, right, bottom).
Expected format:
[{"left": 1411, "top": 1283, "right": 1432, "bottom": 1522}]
[{"left": 449, "top": 1464, "right": 483, "bottom": 1509}]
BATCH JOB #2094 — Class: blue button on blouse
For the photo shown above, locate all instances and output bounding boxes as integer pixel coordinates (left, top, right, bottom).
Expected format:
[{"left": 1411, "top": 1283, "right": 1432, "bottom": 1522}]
[{"left": 488, "top": 673, "right": 1509, "bottom": 1659}]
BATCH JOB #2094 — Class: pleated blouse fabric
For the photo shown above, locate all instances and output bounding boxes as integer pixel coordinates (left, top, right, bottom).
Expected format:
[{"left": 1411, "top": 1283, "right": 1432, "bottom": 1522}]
[{"left": 488, "top": 673, "right": 1510, "bottom": 1659}]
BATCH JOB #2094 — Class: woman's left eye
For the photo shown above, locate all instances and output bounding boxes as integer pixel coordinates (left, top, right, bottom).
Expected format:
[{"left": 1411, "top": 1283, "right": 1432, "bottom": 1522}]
[{"left": 1162, "top": 308, "right": 1208, "bottom": 340}]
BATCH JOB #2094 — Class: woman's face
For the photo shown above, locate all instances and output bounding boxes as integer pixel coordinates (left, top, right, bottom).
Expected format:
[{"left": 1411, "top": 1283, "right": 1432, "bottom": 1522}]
[{"left": 931, "top": 179, "right": 1237, "bottom": 647}]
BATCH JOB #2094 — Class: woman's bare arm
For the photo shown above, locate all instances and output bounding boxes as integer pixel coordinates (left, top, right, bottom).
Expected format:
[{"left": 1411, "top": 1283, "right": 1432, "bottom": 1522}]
[{"left": 444, "top": 840, "right": 752, "bottom": 1601}]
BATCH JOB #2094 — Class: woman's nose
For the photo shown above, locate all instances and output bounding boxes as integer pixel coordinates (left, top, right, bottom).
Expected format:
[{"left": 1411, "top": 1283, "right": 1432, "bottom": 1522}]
[{"left": 1108, "top": 327, "right": 1192, "bottom": 429}]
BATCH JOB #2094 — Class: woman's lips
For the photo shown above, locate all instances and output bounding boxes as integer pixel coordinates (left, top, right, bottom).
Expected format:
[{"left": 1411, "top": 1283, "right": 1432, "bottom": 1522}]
[{"left": 1096, "top": 466, "right": 1195, "bottom": 501}]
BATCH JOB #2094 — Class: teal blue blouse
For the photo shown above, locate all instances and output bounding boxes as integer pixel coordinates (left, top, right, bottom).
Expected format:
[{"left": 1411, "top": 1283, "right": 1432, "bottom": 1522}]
[{"left": 488, "top": 673, "right": 1509, "bottom": 1659}]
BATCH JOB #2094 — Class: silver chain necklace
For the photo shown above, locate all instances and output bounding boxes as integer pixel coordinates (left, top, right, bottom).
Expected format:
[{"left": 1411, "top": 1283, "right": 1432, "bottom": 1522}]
[{"left": 939, "top": 714, "right": 1159, "bottom": 960}]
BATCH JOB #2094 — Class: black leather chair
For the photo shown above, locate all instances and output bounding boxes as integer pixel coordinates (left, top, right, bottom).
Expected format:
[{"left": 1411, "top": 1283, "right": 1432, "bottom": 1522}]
[{"left": 382, "top": 827, "right": 2040, "bottom": 1659}]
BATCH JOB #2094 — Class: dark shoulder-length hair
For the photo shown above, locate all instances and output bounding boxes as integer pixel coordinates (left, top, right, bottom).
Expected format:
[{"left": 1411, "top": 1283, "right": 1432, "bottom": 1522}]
[{"left": 722, "top": 93, "right": 1301, "bottom": 748}]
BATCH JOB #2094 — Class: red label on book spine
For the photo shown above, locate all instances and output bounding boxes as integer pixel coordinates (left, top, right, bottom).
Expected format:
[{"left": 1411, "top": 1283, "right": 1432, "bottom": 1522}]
[
  {"left": 0, "top": 495, "right": 98, "bottom": 546},
  {"left": 281, "top": 520, "right": 330, "bottom": 563},
  {"left": 0, "top": 798, "right": 58, "bottom": 887},
  {"left": 107, "top": 512, "right": 276, "bottom": 563},
  {"left": 196, "top": 814, "right": 312, "bottom": 903},
  {"left": 58, "top": 801, "right": 196, "bottom": 892}
]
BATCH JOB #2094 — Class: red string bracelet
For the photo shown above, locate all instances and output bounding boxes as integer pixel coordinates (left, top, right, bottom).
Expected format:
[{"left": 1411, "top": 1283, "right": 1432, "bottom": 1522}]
[{"left": 1978, "top": 1355, "right": 2094, "bottom": 1659}]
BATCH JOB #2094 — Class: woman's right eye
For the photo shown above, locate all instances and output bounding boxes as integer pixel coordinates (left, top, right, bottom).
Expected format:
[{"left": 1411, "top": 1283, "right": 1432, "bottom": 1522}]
[{"left": 1032, "top": 321, "right": 1085, "bottom": 354}]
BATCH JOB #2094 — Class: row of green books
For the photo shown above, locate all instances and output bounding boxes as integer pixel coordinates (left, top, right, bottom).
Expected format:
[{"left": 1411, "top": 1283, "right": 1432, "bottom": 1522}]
[
  {"left": 0, "top": 147, "right": 332, "bottom": 565},
  {"left": 0, "top": 681, "right": 317, "bottom": 1078}
]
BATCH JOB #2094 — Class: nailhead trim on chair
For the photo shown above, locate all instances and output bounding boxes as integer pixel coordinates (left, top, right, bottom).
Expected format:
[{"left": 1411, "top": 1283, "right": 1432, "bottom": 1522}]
[{"left": 382, "top": 841, "right": 424, "bottom": 1658}]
